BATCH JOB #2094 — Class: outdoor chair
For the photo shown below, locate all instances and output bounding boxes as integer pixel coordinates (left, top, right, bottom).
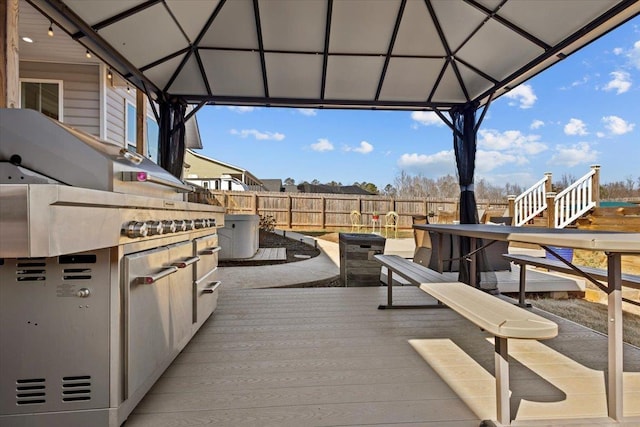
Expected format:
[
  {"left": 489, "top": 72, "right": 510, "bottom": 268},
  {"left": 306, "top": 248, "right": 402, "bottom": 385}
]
[
  {"left": 350, "top": 210, "right": 363, "bottom": 232},
  {"left": 384, "top": 211, "right": 399, "bottom": 238}
]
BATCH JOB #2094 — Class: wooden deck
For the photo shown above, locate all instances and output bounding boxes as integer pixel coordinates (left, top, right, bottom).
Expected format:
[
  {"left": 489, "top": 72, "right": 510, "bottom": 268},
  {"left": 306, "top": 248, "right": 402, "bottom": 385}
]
[{"left": 125, "top": 287, "right": 640, "bottom": 427}]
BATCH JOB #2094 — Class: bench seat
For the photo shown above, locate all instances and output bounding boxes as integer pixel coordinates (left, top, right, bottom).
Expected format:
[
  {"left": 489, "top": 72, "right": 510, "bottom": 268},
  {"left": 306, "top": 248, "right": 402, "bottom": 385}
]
[
  {"left": 503, "top": 254, "right": 640, "bottom": 288},
  {"left": 503, "top": 253, "right": 640, "bottom": 307},
  {"left": 419, "top": 282, "right": 558, "bottom": 340},
  {"left": 374, "top": 254, "right": 449, "bottom": 309},
  {"left": 375, "top": 254, "right": 558, "bottom": 425}
]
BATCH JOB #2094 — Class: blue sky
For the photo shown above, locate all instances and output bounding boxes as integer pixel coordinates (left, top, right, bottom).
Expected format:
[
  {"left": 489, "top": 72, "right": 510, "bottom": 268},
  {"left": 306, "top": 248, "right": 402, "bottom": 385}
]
[{"left": 195, "top": 17, "right": 639, "bottom": 191}]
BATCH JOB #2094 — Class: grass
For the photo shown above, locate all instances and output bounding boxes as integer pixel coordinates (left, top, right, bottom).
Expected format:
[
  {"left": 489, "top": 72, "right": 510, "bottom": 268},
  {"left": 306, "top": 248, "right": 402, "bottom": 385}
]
[{"left": 530, "top": 297, "right": 640, "bottom": 348}]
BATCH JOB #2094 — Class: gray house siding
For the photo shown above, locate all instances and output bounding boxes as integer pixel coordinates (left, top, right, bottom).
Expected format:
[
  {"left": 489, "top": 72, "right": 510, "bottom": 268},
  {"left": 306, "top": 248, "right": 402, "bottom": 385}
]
[{"left": 19, "top": 61, "right": 101, "bottom": 136}]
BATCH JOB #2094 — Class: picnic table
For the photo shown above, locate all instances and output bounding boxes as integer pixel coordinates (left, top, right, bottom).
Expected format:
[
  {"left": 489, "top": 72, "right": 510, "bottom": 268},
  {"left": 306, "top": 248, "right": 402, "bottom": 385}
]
[{"left": 413, "top": 223, "right": 640, "bottom": 422}]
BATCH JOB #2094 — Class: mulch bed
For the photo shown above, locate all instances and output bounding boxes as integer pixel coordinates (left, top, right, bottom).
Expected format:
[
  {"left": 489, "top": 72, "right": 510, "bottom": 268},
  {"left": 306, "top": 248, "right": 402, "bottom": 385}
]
[{"left": 218, "top": 230, "right": 321, "bottom": 267}]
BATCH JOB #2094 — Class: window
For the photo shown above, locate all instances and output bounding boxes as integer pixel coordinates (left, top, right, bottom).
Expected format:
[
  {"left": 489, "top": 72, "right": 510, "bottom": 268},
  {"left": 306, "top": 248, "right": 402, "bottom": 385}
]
[
  {"left": 125, "top": 101, "right": 160, "bottom": 163},
  {"left": 20, "top": 80, "right": 63, "bottom": 120},
  {"left": 125, "top": 101, "right": 136, "bottom": 152}
]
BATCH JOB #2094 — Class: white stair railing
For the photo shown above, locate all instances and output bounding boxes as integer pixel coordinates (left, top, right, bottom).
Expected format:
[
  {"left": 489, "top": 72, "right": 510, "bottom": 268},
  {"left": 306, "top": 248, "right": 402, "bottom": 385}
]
[
  {"left": 513, "top": 175, "right": 549, "bottom": 226},
  {"left": 554, "top": 168, "right": 597, "bottom": 228}
]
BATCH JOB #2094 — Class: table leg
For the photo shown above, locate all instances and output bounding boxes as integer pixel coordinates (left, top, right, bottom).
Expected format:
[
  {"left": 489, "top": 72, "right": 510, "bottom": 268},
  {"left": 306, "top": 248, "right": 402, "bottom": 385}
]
[
  {"left": 518, "top": 263, "right": 528, "bottom": 307},
  {"left": 387, "top": 269, "right": 393, "bottom": 307},
  {"left": 470, "top": 237, "right": 478, "bottom": 288},
  {"left": 607, "top": 253, "right": 623, "bottom": 420},
  {"left": 495, "top": 337, "right": 510, "bottom": 425}
]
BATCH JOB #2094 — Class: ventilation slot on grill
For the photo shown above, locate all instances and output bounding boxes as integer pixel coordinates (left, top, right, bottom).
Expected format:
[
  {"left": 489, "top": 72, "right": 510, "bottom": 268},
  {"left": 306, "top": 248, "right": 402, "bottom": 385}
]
[
  {"left": 62, "top": 376, "right": 91, "bottom": 402},
  {"left": 16, "top": 378, "right": 46, "bottom": 405},
  {"left": 63, "top": 268, "right": 92, "bottom": 280},
  {"left": 16, "top": 260, "right": 47, "bottom": 282}
]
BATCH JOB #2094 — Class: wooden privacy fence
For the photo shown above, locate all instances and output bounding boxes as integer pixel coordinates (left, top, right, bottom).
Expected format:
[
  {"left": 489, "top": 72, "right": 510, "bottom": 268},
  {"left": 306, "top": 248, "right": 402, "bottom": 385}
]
[{"left": 210, "top": 191, "right": 508, "bottom": 230}]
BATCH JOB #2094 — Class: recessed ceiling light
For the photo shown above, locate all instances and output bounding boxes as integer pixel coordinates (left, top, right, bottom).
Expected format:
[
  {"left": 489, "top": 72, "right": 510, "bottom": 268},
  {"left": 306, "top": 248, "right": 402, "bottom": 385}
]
[{"left": 22, "top": 37, "right": 33, "bottom": 43}]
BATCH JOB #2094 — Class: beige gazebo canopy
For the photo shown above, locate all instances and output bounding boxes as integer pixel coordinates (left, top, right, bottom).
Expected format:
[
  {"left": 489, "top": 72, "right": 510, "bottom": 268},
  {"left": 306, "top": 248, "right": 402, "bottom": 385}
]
[{"left": 24, "top": 0, "right": 639, "bottom": 111}]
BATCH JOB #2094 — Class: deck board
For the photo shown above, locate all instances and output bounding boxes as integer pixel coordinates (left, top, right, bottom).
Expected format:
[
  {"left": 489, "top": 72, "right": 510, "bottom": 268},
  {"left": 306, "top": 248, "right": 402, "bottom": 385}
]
[{"left": 126, "top": 286, "right": 640, "bottom": 427}]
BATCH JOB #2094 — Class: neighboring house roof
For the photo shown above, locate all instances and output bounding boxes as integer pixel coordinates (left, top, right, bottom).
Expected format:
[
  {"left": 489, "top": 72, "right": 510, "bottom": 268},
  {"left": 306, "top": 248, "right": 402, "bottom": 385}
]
[
  {"left": 183, "top": 149, "right": 262, "bottom": 187},
  {"left": 283, "top": 185, "right": 299, "bottom": 193},
  {"left": 297, "top": 183, "right": 373, "bottom": 195},
  {"left": 261, "top": 179, "right": 284, "bottom": 192}
]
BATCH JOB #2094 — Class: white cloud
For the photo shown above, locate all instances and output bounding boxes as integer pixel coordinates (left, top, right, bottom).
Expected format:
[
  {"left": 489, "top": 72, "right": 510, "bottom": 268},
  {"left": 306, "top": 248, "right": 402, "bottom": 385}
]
[
  {"left": 629, "top": 40, "right": 640, "bottom": 70},
  {"left": 227, "top": 106, "right": 255, "bottom": 113},
  {"left": 603, "top": 71, "right": 632, "bottom": 94},
  {"left": 475, "top": 151, "right": 526, "bottom": 173},
  {"left": 613, "top": 47, "right": 624, "bottom": 55},
  {"left": 530, "top": 120, "right": 545, "bottom": 130},
  {"left": 478, "top": 129, "right": 547, "bottom": 155},
  {"left": 311, "top": 138, "right": 334, "bottom": 152},
  {"left": 504, "top": 84, "right": 537, "bottom": 109},
  {"left": 561, "top": 75, "right": 589, "bottom": 90},
  {"left": 602, "top": 115, "right": 635, "bottom": 135},
  {"left": 230, "top": 129, "right": 285, "bottom": 141},
  {"left": 548, "top": 142, "right": 599, "bottom": 167},
  {"left": 564, "top": 118, "right": 588, "bottom": 136},
  {"left": 350, "top": 141, "right": 374, "bottom": 154},
  {"left": 410, "top": 111, "right": 444, "bottom": 127},
  {"left": 397, "top": 151, "right": 456, "bottom": 176},
  {"left": 297, "top": 108, "right": 317, "bottom": 116}
]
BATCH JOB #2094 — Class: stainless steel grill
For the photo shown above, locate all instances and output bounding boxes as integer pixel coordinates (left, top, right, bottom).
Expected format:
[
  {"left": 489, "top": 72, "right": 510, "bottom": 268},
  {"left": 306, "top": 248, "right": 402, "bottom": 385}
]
[{"left": 0, "top": 108, "right": 225, "bottom": 426}]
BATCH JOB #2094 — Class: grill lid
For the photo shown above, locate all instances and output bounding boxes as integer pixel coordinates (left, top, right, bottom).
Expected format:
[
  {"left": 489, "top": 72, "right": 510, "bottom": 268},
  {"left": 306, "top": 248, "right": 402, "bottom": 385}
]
[{"left": 0, "top": 109, "right": 192, "bottom": 199}]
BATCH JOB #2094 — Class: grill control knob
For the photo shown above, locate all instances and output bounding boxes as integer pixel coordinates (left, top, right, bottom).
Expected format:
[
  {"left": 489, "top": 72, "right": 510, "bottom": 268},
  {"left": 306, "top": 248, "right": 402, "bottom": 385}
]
[
  {"left": 185, "top": 220, "right": 195, "bottom": 230},
  {"left": 146, "top": 221, "right": 162, "bottom": 235},
  {"left": 174, "top": 220, "right": 187, "bottom": 232},
  {"left": 194, "top": 219, "right": 205, "bottom": 229},
  {"left": 126, "top": 221, "right": 148, "bottom": 238},
  {"left": 76, "top": 288, "right": 91, "bottom": 298},
  {"left": 161, "top": 220, "right": 176, "bottom": 234}
]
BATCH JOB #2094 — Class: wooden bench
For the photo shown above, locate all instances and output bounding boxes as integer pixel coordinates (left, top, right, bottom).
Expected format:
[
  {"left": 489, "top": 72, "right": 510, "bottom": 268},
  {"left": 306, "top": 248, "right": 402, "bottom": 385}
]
[
  {"left": 503, "top": 253, "right": 640, "bottom": 307},
  {"left": 374, "top": 254, "right": 450, "bottom": 309},
  {"left": 374, "top": 254, "right": 558, "bottom": 425}
]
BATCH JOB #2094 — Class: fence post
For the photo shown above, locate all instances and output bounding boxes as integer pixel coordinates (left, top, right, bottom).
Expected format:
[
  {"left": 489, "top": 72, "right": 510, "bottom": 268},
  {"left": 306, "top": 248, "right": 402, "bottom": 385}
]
[
  {"left": 287, "top": 195, "right": 292, "bottom": 229},
  {"left": 591, "top": 164, "right": 600, "bottom": 207},
  {"left": 544, "top": 172, "right": 553, "bottom": 193},
  {"left": 546, "top": 192, "right": 556, "bottom": 229},
  {"left": 253, "top": 193, "right": 258, "bottom": 215},
  {"left": 507, "top": 195, "right": 515, "bottom": 221},
  {"left": 321, "top": 197, "right": 326, "bottom": 229}
]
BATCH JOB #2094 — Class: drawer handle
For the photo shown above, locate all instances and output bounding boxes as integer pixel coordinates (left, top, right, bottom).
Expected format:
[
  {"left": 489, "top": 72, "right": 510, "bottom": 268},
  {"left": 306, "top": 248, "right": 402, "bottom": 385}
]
[
  {"left": 202, "top": 281, "right": 221, "bottom": 294},
  {"left": 135, "top": 266, "right": 178, "bottom": 285},
  {"left": 172, "top": 256, "right": 200, "bottom": 268},
  {"left": 199, "top": 246, "right": 221, "bottom": 256}
]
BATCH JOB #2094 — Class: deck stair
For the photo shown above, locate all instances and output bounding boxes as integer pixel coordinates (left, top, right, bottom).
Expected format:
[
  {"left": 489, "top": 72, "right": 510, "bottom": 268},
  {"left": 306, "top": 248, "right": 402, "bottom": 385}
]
[{"left": 508, "top": 165, "right": 600, "bottom": 229}]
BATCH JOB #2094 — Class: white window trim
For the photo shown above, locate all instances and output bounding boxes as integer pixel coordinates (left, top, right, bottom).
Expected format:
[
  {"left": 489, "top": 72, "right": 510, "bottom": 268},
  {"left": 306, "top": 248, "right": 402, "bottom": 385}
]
[
  {"left": 125, "top": 99, "right": 160, "bottom": 158},
  {"left": 125, "top": 99, "right": 136, "bottom": 148},
  {"left": 19, "top": 78, "right": 64, "bottom": 121}
]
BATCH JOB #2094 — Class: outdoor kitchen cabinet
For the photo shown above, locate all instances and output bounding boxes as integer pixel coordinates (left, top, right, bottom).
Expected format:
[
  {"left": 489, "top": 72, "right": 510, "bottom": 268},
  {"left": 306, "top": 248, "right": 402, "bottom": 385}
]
[
  {"left": 124, "top": 247, "right": 174, "bottom": 399},
  {"left": 166, "top": 241, "right": 199, "bottom": 353},
  {"left": 124, "top": 240, "right": 203, "bottom": 398},
  {"left": 193, "top": 234, "right": 221, "bottom": 333}
]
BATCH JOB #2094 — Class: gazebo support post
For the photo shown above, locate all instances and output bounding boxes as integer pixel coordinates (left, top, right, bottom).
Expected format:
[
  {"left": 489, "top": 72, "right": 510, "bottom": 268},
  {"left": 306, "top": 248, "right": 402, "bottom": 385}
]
[{"left": 158, "top": 98, "right": 188, "bottom": 179}]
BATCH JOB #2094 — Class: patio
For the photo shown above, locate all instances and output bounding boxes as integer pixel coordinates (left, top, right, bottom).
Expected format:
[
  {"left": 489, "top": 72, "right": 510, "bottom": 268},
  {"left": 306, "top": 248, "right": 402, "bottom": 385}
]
[{"left": 125, "top": 286, "right": 640, "bottom": 427}]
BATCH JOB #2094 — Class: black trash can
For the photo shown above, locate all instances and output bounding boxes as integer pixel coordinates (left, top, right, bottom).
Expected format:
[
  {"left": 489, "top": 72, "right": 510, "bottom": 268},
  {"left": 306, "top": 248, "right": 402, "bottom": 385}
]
[{"left": 339, "top": 233, "right": 386, "bottom": 287}]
